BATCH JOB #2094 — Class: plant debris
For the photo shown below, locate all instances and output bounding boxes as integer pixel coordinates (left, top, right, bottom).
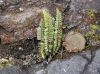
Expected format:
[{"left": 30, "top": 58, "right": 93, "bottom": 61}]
[{"left": 62, "top": 31, "right": 86, "bottom": 52}]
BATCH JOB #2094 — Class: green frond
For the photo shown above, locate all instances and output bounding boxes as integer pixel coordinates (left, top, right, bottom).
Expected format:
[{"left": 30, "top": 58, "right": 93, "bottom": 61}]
[
  {"left": 53, "top": 8, "right": 62, "bottom": 52},
  {"left": 37, "top": 8, "right": 62, "bottom": 59}
]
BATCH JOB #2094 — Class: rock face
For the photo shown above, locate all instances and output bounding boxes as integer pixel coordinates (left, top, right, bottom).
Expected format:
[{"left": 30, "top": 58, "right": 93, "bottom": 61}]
[
  {"left": 0, "top": 48, "right": 100, "bottom": 74},
  {"left": 63, "top": 31, "right": 86, "bottom": 52},
  {"left": 0, "top": 0, "right": 99, "bottom": 73},
  {"left": 47, "top": 56, "right": 87, "bottom": 74},
  {"left": 83, "top": 49, "right": 100, "bottom": 74},
  {"left": 0, "top": 0, "right": 57, "bottom": 66},
  {"left": 0, "top": 7, "right": 40, "bottom": 44}
]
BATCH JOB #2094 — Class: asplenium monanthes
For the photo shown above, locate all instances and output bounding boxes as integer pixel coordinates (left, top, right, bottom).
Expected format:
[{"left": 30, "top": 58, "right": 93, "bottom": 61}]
[{"left": 37, "top": 8, "right": 62, "bottom": 59}]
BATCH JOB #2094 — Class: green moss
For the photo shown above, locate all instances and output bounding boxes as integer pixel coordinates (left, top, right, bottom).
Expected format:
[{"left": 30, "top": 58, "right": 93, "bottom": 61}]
[
  {"left": 85, "top": 44, "right": 92, "bottom": 50},
  {"left": 86, "top": 9, "right": 100, "bottom": 43},
  {"left": 90, "top": 24, "right": 100, "bottom": 30},
  {"left": 85, "top": 24, "right": 100, "bottom": 47},
  {"left": 86, "top": 24, "right": 100, "bottom": 38},
  {"left": 87, "top": 10, "right": 95, "bottom": 18},
  {"left": 0, "top": 58, "right": 13, "bottom": 69}
]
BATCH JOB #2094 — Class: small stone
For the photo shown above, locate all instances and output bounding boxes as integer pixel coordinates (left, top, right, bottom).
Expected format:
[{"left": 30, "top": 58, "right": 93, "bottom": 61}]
[
  {"left": 63, "top": 31, "right": 86, "bottom": 52},
  {"left": 18, "top": 47, "right": 24, "bottom": 51},
  {"left": 19, "top": 7, "right": 24, "bottom": 12}
]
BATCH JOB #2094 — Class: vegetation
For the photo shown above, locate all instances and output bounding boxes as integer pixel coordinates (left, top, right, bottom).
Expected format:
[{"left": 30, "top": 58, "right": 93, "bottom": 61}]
[{"left": 37, "top": 8, "right": 62, "bottom": 59}]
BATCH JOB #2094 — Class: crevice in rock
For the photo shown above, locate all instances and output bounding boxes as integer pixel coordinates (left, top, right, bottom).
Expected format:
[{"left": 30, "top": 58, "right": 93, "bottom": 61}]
[
  {"left": 63, "top": 0, "right": 71, "bottom": 13},
  {"left": 79, "top": 54, "right": 90, "bottom": 62},
  {"left": 80, "top": 46, "right": 100, "bottom": 74},
  {"left": 80, "top": 50, "right": 95, "bottom": 74}
]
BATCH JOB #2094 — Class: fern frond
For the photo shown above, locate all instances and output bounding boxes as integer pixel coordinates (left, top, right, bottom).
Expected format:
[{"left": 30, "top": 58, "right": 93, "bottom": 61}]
[
  {"left": 37, "top": 8, "right": 62, "bottom": 59},
  {"left": 53, "top": 8, "right": 62, "bottom": 52}
]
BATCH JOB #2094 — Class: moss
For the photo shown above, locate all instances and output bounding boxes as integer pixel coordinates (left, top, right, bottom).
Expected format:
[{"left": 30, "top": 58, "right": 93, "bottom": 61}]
[
  {"left": 90, "top": 24, "right": 100, "bottom": 30},
  {"left": 85, "top": 44, "right": 92, "bottom": 50},
  {"left": 0, "top": 58, "right": 13, "bottom": 69},
  {"left": 86, "top": 24, "right": 100, "bottom": 38},
  {"left": 85, "top": 24, "right": 100, "bottom": 47},
  {"left": 87, "top": 10, "right": 95, "bottom": 18}
]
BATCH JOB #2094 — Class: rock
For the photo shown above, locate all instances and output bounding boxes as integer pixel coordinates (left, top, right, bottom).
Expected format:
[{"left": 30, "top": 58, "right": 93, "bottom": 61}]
[
  {"left": 0, "top": 7, "right": 40, "bottom": 32},
  {"left": 47, "top": 55, "right": 87, "bottom": 74},
  {"left": 0, "top": 54, "right": 87, "bottom": 74},
  {"left": 79, "top": 50, "right": 92, "bottom": 60},
  {"left": 63, "top": 31, "right": 86, "bottom": 52},
  {"left": 6, "top": 0, "right": 20, "bottom": 5},
  {"left": 0, "top": 49, "right": 100, "bottom": 74},
  {"left": 36, "top": 69, "right": 45, "bottom": 74},
  {"left": 84, "top": 49, "right": 100, "bottom": 74},
  {"left": 0, "top": 7, "right": 41, "bottom": 44}
]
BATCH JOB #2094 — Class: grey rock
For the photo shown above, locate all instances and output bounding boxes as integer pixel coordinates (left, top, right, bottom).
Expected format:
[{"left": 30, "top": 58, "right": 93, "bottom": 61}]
[
  {"left": 1, "top": 49, "right": 100, "bottom": 74},
  {"left": 0, "top": 66, "right": 20, "bottom": 74},
  {"left": 35, "top": 69, "right": 45, "bottom": 74},
  {"left": 47, "top": 55, "right": 87, "bottom": 74},
  {"left": 84, "top": 49, "right": 100, "bottom": 74},
  {"left": 79, "top": 50, "right": 92, "bottom": 60}
]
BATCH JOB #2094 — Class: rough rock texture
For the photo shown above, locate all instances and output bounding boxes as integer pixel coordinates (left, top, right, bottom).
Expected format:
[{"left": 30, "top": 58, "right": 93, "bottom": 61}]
[
  {"left": 0, "top": 0, "right": 99, "bottom": 73},
  {"left": 0, "top": 0, "right": 60, "bottom": 65},
  {"left": 47, "top": 56, "right": 87, "bottom": 74},
  {"left": 0, "top": 7, "right": 40, "bottom": 44},
  {"left": 83, "top": 49, "right": 100, "bottom": 74},
  {"left": 0, "top": 47, "right": 100, "bottom": 74}
]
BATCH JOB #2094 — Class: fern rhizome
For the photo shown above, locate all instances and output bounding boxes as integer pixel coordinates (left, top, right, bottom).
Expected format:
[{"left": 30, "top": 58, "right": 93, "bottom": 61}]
[{"left": 37, "top": 8, "right": 62, "bottom": 59}]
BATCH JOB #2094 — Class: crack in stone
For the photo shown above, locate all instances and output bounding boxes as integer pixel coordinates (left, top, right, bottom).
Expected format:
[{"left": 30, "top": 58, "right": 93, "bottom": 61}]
[
  {"left": 80, "top": 50, "right": 96, "bottom": 74},
  {"left": 80, "top": 46, "right": 100, "bottom": 74},
  {"left": 79, "top": 54, "right": 90, "bottom": 62}
]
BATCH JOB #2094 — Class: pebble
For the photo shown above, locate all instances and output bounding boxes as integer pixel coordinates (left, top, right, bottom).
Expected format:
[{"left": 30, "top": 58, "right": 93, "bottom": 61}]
[{"left": 19, "top": 7, "right": 24, "bottom": 12}]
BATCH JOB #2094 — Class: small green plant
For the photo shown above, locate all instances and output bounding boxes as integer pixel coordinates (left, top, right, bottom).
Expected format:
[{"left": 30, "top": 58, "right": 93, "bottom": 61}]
[
  {"left": 37, "top": 8, "right": 62, "bottom": 59},
  {"left": 86, "top": 24, "right": 100, "bottom": 38},
  {"left": 87, "top": 10, "right": 95, "bottom": 18}
]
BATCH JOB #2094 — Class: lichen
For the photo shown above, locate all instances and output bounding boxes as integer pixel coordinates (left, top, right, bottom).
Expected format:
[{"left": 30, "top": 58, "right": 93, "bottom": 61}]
[{"left": 0, "top": 58, "right": 13, "bottom": 69}]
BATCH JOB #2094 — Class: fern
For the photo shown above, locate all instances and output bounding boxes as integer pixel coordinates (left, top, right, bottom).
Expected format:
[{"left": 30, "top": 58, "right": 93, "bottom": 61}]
[
  {"left": 37, "top": 8, "right": 62, "bottom": 59},
  {"left": 53, "top": 8, "right": 62, "bottom": 52}
]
